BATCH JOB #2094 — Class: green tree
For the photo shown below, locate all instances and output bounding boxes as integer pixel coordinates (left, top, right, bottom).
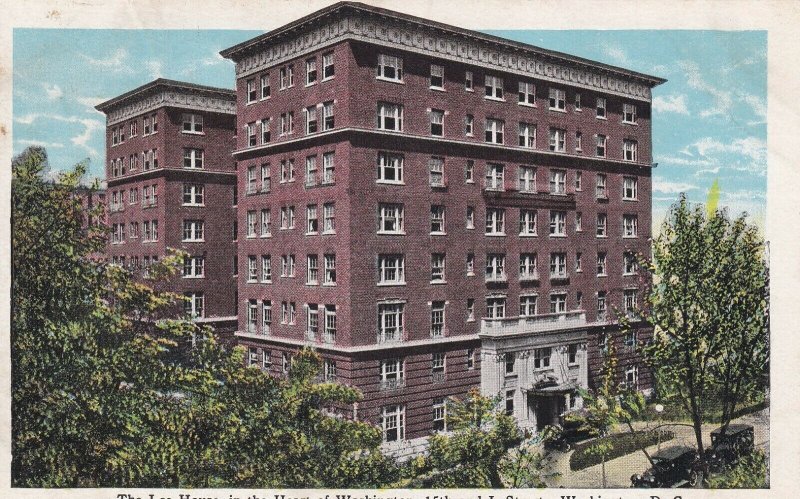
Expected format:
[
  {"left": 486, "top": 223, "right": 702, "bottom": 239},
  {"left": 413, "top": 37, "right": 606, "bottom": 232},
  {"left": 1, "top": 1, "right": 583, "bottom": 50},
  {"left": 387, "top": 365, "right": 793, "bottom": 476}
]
[
  {"left": 707, "top": 450, "right": 768, "bottom": 489},
  {"left": 642, "top": 195, "right": 769, "bottom": 483}
]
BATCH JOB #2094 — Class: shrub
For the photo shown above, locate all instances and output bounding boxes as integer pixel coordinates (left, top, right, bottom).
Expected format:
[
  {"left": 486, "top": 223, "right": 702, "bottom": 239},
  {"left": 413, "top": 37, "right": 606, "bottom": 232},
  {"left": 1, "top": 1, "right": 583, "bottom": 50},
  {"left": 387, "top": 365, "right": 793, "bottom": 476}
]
[{"left": 569, "top": 430, "right": 674, "bottom": 471}]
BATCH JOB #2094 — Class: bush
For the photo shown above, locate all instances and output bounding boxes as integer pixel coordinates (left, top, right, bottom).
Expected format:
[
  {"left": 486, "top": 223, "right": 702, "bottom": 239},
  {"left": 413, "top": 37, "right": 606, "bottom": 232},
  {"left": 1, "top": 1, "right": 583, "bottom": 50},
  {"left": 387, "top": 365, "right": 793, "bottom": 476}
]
[
  {"left": 708, "top": 449, "right": 768, "bottom": 488},
  {"left": 569, "top": 430, "right": 674, "bottom": 471}
]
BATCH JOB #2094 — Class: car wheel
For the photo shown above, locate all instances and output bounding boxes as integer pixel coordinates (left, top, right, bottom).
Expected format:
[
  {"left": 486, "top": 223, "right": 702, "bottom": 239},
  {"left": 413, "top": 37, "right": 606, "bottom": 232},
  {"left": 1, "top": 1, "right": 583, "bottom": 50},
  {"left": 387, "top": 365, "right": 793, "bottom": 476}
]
[{"left": 687, "top": 470, "right": 699, "bottom": 487}]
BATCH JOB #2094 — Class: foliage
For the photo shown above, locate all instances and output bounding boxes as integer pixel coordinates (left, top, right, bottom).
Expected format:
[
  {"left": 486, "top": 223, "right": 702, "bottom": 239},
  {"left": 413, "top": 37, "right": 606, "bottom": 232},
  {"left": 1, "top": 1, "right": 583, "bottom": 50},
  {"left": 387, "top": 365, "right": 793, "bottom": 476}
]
[
  {"left": 642, "top": 195, "right": 769, "bottom": 473},
  {"left": 707, "top": 449, "right": 768, "bottom": 489},
  {"left": 11, "top": 147, "right": 399, "bottom": 488},
  {"left": 569, "top": 430, "right": 675, "bottom": 471}
]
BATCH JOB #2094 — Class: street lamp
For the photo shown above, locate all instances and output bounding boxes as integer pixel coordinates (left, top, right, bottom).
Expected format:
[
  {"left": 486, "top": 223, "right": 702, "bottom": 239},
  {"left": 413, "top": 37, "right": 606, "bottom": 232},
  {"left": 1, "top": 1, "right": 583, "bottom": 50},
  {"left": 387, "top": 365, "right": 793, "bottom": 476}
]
[{"left": 655, "top": 404, "right": 664, "bottom": 451}]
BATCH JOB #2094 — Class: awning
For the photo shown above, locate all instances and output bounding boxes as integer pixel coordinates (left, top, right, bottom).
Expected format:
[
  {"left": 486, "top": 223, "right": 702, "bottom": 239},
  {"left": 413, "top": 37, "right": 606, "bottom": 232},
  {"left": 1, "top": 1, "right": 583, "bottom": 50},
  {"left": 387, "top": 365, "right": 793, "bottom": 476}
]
[{"left": 525, "top": 381, "right": 580, "bottom": 394}]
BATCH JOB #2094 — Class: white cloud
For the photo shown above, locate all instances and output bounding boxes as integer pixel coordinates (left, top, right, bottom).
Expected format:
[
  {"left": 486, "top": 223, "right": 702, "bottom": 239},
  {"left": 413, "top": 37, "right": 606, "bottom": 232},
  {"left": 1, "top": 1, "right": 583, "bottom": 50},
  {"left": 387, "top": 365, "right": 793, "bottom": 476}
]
[
  {"left": 603, "top": 45, "right": 629, "bottom": 65},
  {"left": 653, "top": 177, "right": 699, "bottom": 194},
  {"left": 658, "top": 154, "right": 714, "bottom": 167},
  {"left": 14, "top": 113, "right": 104, "bottom": 157},
  {"left": 146, "top": 60, "right": 163, "bottom": 79},
  {"left": 80, "top": 48, "right": 133, "bottom": 73},
  {"left": 739, "top": 93, "right": 767, "bottom": 124},
  {"left": 76, "top": 96, "right": 111, "bottom": 115},
  {"left": 201, "top": 51, "right": 228, "bottom": 66},
  {"left": 15, "top": 139, "right": 65, "bottom": 149},
  {"left": 43, "top": 83, "right": 63, "bottom": 100},
  {"left": 678, "top": 60, "right": 733, "bottom": 118},
  {"left": 652, "top": 94, "right": 689, "bottom": 115}
]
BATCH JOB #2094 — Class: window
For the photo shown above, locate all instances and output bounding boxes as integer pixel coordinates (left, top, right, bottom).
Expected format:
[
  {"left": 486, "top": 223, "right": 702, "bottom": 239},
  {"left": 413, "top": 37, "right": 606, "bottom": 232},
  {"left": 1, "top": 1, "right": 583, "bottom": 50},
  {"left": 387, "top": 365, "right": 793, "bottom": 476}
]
[
  {"left": 623, "top": 176, "right": 638, "bottom": 200},
  {"left": 485, "top": 208, "right": 505, "bottom": 235},
  {"left": 623, "top": 103, "right": 637, "bottom": 124},
  {"left": 467, "top": 300, "right": 475, "bottom": 322},
  {"left": 505, "top": 352, "right": 516, "bottom": 375},
  {"left": 322, "top": 52, "right": 335, "bottom": 79},
  {"left": 182, "top": 113, "right": 203, "bottom": 133},
  {"left": 305, "top": 58, "right": 317, "bottom": 85},
  {"left": 534, "top": 347, "right": 552, "bottom": 369},
  {"left": 520, "top": 294, "right": 537, "bottom": 316},
  {"left": 464, "top": 161, "right": 475, "bottom": 184},
  {"left": 548, "top": 88, "right": 566, "bottom": 110},
  {"left": 550, "top": 253, "right": 567, "bottom": 278},
  {"left": 183, "top": 148, "right": 204, "bottom": 169},
  {"left": 431, "top": 253, "right": 446, "bottom": 283},
  {"left": 279, "top": 206, "right": 295, "bottom": 229},
  {"left": 378, "top": 203, "right": 404, "bottom": 233},
  {"left": 426, "top": 158, "right": 445, "bottom": 189},
  {"left": 596, "top": 173, "right": 607, "bottom": 198},
  {"left": 430, "top": 205, "right": 445, "bottom": 234},
  {"left": 306, "top": 304, "right": 319, "bottom": 339},
  {"left": 505, "top": 390, "right": 515, "bottom": 415},
  {"left": 519, "top": 81, "right": 535, "bottom": 105},
  {"left": 432, "top": 352, "right": 446, "bottom": 381},
  {"left": 247, "top": 122, "right": 257, "bottom": 146},
  {"left": 623, "top": 140, "right": 638, "bottom": 161},
  {"left": 485, "top": 118, "right": 504, "bottom": 144},
  {"left": 246, "top": 78, "right": 257, "bottom": 103},
  {"left": 182, "top": 220, "right": 204, "bottom": 242},
  {"left": 280, "top": 159, "right": 295, "bottom": 182},
  {"left": 324, "top": 305, "right": 336, "bottom": 343},
  {"left": 247, "top": 166, "right": 258, "bottom": 194},
  {"left": 378, "top": 302, "right": 404, "bottom": 343},
  {"left": 322, "top": 152, "right": 335, "bottom": 184},
  {"left": 246, "top": 255, "right": 258, "bottom": 283},
  {"left": 597, "top": 252, "right": 607, "bottom": 276},
  {"left": 596, "top": 97, "right": 607, "bottom": 118},
  {"left": 377, "top": 152, "right": 403, "bottom": 183},
  {"left": 596, "top": 135, "right": 607, "bottom": 157},
  {"left": 380, "top": 358, "right": 405, "bottom": 390},
  {"left": 520, "top": 209, "right": 537, "bottom": 236},
  {"left": 549, "top": 169, "right": 566, "bottom": 194},
  {"left": 549, "top": 210, "right": 566, "bottom": 236},
  {"left": 261, "top": 163, "right": 271, "bottom": 192},
  {"left": 260, "top": 118, "right": 271, "bottom": 143},
  {"left": 183, "top": 256, "right": 204, "bottom": 278},
  {"left": 575, "top": 93, "right": 582, "bottom": 110},
  {"left": 129, "top": 120, "right": 137, "bottom": 137},
  {"left": 260, "top": 209, "right": 271, "bottom": 237},
  {"left": 378, "top": 254, "right": 405, "bottom": 285},
  {"left": 464, "top": 114, "right": 474, "bottom": 136},
  {"left": 576, "top": 132, "right": 583, "bottom": 152},
  {"left": 430, "top": 109, "right": 444, "bottom": 136},
  {"left": 246, "top": 210, "right": 257, "bottom": 238},
  {"left": 377, "top": 54, "right": 403, "bottom": 82},
  {"left": 484, "top": 75, "right": 504, "bottom": 100},
  {"left": 624, "top": 330, "right": 637, "bottom": 349},
  {"left": 486, "top": 296, "right": 506, "bottom": 319},
  {"left": 305, "top": 156, "right": 317, "bottom": 187},
  {"left": 549, "top": 128, "right": 566, "bottom": 152},
  {"left": 597, "top": 291, "right": 607, "bottom": 321},
  {"left": 260, "top": 73, "right": 270, "bottom": 99},
  {"left": 549, "top": 293, "right": 567, "bottom": 314},
  {"left": 323, "top": 101, "right": 335, "bottom": 130},
  {"left": 307, "top": 254, "right": 319, "bottom": 284},
  {"left": 466, "top": 253, "right": 475, "bottom": 275},
  {"left": 377, "top": 102, "right": 403, "bottom": 131},
  {"left": 624, "top": 365, "right": 639, "bottom": 390},
  {"left": 323, "top": 203, "right": 335, "bottom": 233},
  {"left": 305, "top": 106, "right": 317, "bottom": 134},
  {"left": 519, "top": 253, "right": 538, "bottom": 281},
  {"left": 485, "top": 254, "right": 506, "bottom": 281},
  {"left": 624, "top": 289, "right": 638, "bottom": 318},
  {"left": 624, "top": 252, "right": 638, "bottom": 275},
  {"left": 485, "top": 163, "right": 505, "bottom": 191},
  {"left": 623, "top": 214, "right": 639, "bottom": 238},
  {"left": 261, "top": 255, "right": 272, "bottom": 282},
  {"left": 596, "top": 213, "right": 608, "bottom": 237},
  {"left": 184, "top": 292, "right": 204, "bottom": 318},
  {"left": 430, "top": 64, "right": 444, "bottom": 89},
  {"left": 261, "top": 301, "right": 272, "bottom": 336},
  {"left": 143, "top": 116, "right": 151, "bottom": 135},
  {"left": 465, "top": 71, "right": 473, "bottom": 91},
  {"left": 518, "top": 123, "right": 536, "bottom": 148},
  {"left": 431, "top": 301, "right": 446, "bottom": 337},
  {"left": 279, "top": 65, "right": 294, "bottom": 89},
  {"left": 323, "top": 359, "right": 337, "bottom": 381},
  {"left": 381, "top": 405, "right": 405, "bottom": 442},
  {"left": 324, "top": 254, "right": 336, "bottom": 285},
  {"left": 567, "top": 344, "right": 579, "bottom": 365},
  {"left": 433, "top": 398, "right": 447, "bottom": 431}
]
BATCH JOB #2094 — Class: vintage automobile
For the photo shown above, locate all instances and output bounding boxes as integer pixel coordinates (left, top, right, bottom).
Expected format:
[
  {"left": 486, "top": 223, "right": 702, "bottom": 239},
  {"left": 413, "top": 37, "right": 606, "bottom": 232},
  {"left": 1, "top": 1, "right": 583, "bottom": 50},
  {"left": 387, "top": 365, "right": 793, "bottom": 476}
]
[
  {"left": 543, "top": 412, "right": 594, "bottom": 452},
  {"left": 708, "top": 424, "right": 755, "bottom": 472},
  {"left": 631, "top": 445, "right": 700, "bottom": 488}
]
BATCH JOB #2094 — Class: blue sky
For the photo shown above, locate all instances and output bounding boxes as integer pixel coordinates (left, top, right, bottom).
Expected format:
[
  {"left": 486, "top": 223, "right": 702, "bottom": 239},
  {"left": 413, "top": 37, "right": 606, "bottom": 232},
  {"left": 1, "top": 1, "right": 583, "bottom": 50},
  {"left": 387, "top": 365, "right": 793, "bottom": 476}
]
[{"left": 13, "top": 28, "right": 767, "bottom": 230}]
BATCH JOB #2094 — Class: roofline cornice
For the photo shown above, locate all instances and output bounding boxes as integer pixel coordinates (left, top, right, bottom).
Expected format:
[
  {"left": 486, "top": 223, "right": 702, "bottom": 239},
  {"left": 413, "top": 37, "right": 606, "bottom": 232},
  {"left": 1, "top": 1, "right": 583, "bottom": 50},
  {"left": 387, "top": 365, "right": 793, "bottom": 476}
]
[{"left": 96, "top": 78, "right": 236, "bottom": 115}]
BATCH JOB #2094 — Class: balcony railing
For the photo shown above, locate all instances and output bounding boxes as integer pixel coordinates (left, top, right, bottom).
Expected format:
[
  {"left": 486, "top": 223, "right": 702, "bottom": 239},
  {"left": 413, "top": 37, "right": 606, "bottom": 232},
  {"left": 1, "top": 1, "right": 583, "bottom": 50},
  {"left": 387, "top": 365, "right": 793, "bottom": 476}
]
[
  {"left": 380, "top": 378, "right": 405, "bottom": 390},
  {"left": 481, "top": 311, "right": 587, "bottom": 336}
]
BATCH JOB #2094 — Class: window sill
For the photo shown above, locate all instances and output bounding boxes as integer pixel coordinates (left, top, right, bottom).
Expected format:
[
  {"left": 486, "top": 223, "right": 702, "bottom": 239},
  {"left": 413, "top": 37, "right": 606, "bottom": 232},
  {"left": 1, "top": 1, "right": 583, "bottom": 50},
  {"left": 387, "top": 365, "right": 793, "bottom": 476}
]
[
  {"left": 376, "top": 76, "right": 405, "bottom": 84},
  {"left": 322, "top": 230, "right": 336, "bottom": 235},
  {"left": 597, "top": 274, "right": 608, "bottom": 278},
  {"left": 305, "top": 232, "right": 319, "bottom": 236},
  {"left": 181, "top": 203, "right": 205, "bottom": 208},
  {"left": 182, "top": 276, "right": 205, "bottom": 279},
  {"left": 484, "top": 96, "right": 505, "bottom": 102},
  {"left": 549, "top": 107, "right": 567, "bottom": 113},
  {"left": 181, "top": 131, "right": 206, "bottom": 136},
  {"left": 260, "top": 280, "right": 273, "bottom": 284},
  {"left": 377, "top": 282, "right": 406, "bottom": 287},
  {"left": 377, "top": 231, "right": 406, "bottom": 236},
  {"left": 322, "top": 282, "right": 337, "bottom": 287},
  {"left": 623, "top": 235, "right": 639, "bottom": 239},
  {"left": 429, "top": 86, "right": 445, "bottom": 92},
  {"left": 260, "top": 234, "right": 272, "bottom": 238},
  {"left": 485, "top": 233, "right": 506, "bottom": 237},
  {"left": 623, "top": 198, "right": 639, "bottom": 202},
  {"left": 596, "top": 116, "right": 608, "bottom": 121},
  {"left": 622, "top": 121, "right": 638, "bottom": 126},
  {"left": 259, "top": 96, "right": 271, "bottom": 101},
  {"left": 430, "top": 232, "right": 447, "bottom": 236},
  {"left": 518, "top": 102, "right": 536, "bottom": 108},
  {"left": 306, "top": 282, "right": 319, "bottom": 286},
  {"left": 305, "top": 81, "right": 317, "bottom": 88},
  {"left": 430, "top": 280, "right": 447, "bottom": 285},
  {"left": 376, "top": 180, "right": 405, "bottom": 186},
  {"left": 322, "top": 76, "right": 335, "bottom": 82},
  {"left": 182, "top": 240, "right": 205, "bottom": 243},
  {"left": 519, "top": 233, "right": 538, "bottom": 238},
  {"left": 549, "top": 234, "right": 567, "bottom": 238}
]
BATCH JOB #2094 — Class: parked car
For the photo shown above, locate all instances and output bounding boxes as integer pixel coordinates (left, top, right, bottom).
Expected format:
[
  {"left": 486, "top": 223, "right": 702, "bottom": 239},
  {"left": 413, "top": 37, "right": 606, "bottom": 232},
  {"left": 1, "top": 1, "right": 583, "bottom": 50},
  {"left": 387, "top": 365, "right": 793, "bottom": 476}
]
[
  {"left": 708, "top": 424, "right": 755, "bottom": 472},
  {"left": 631, "top": 445, "right": 700, "bottom": 488},
  {"left": 544, "top": 414, "right": 594, "bottom": 452}
]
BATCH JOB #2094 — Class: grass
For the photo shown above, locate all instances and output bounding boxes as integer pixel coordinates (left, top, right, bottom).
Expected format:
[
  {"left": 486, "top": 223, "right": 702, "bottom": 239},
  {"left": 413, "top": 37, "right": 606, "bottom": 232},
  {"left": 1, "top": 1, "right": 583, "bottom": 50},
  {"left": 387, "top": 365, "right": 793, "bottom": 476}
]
[{"left": 569, "top": 430, "right": 675, "bottom": 472}]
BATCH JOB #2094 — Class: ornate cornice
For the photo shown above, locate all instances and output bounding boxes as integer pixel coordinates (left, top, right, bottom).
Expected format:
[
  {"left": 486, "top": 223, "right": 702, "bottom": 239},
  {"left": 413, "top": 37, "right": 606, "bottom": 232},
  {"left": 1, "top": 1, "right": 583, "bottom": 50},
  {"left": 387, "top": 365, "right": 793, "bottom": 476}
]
[
  {"left": 105, "top": 90, "right": 237, "bottom": 126},
  {"left": 232, "top": 12, "right": 660, "bottom": 102}
]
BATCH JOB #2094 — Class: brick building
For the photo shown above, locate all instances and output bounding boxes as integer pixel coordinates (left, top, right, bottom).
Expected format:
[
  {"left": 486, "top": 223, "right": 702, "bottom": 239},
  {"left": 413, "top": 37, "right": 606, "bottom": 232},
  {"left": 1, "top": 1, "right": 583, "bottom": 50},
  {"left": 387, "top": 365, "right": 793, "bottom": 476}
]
[
  {"left": 96, "top": 79, "right": 238, "bottom": 331},
  {"left": 219, "top": 1, "right": 665, "bottom": 450}
]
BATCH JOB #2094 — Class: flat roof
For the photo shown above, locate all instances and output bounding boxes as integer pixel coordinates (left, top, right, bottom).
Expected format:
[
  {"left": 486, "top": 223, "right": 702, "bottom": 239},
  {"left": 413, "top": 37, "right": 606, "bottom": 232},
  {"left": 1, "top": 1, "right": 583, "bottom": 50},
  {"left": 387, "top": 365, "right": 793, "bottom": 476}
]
[
  {"left": 95, "top": 78, "right": 235, "bottom": 114},
  {"left": 220, "top": 1, "right": 666, "bottom": 87}
]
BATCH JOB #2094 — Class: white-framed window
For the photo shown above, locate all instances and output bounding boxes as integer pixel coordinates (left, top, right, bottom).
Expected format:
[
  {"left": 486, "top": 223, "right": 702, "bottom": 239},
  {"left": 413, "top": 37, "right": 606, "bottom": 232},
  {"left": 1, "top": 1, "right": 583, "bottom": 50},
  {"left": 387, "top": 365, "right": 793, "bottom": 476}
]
[
  {"left": 378, "top": 302, "right": 404, "bottom": 343},
  {"left": 377, "top": 151, "right": 404, "bottom": 183},
  {"left": 597, "top": 252, "right": 607, "bottom": 276},
  {"left": 305, "top": 105, "right": 317, "bottom": 134},
  {"left": 306, "top": 58, "right": 317, "bottom": 85},
  {"left": 485, "top": 208, "right": 505, "bottom": 235},
  {"left": 143, "top": 116, "right": 151, "bottom": 135},
  {"left": 432, "top": 352, "right": 446, "bottom": 377},
  {"left": 624, "top": 330, "right": 637, "bottom": 349},
  {"left": 322, "top": 101, "right": 335, "bottom": 130},
  {"left": 260, "top": 118, "right": 271, "bottom": 144},
  {"left": 597, "top": 291, "right": 608, "bottom": 321},
  {"left": 430, "top": 205, "right": 445, "bottom": 234},
  {"left": 568, "top": 343, "right": 579, "bottom": 365},
  {"left": 322, "top": 52, "right": 335, "bottom": 80},
  {"left": 519, "top": 209, "right": 537, "bottom": 236},
  {"left": 323, "top": 254, "right": 336, "bottom": 284},
  {"left": 518, "top": 122, "right": 536, "bottom": 148},
  {"left": 262, "top": 300, "right": 272, "bottom": 335},
  {"left": 624, "top": 251, "right": 638, "bottom": 275},
  {"left": 378, "top": 254, "right": 405, "bottom": 285},
  {"left": 519, "top": 253, "right": 538, "bottom": 281},
  {"left": 548, "top": 88, "right": 566, "bottom": 110},
  {"left": 485, "top": 163, "right": 505, "bottom": 191},
  {"left": 246, "top": 78, "right": 257, "bottom": 103},
  {"left": 485, "top": 253, "right": 506, "bottom": 281},
  {"left": 623, "top": 139, "right": 638, "bottom": 161},
  {"left": 549, "top": 252, "right": 567, "bottom": 278},
  {"left": 247, "top": 166, "right": 258, "bottom": 194},
  {"left": 623, "top": 214, "right": 639, "bottom": 238},
  {"left": 465, "top": 70, "right": 473, "bottom": 91},
  {"left": 306, "top": 304, "right": 319, "bottom": 339},
  {"left": 261, "top": 255, "right": 272, "bottom": 282},
  {"left": 466, "top": 206, "right": 475, "bottom": 229},
  {"left": 433, "top": 397, "right": 447, "bottom": 432},
  {"left": 305, "top": 155, "right": 317, "bottom": 187},
  {"left": 380, "top": 358, "right": 405, "bottom": 389},
  {"left": 377, "top": 54, "right": 403, "bottom": 82},
  {"left": 518, "top": 166, "right": 536, "bottom": 192},
  {"left": 261, "top": 163, "right": 271, "bottom": 192},
  {"left": 595, "top": 134, "right": 607, "bottom": 158},
  {"left": 431, "top": 301, "right": 446, "bottom": 337},
  {"left": 623, "top": 103, "right": 637, "bottom": 124},
  {"left": 378, "top": 203, "right": 404, "bottom": 233},
  {"left": 323, "top": 203, "right": 335, "bottom": 233},
  {"left": 324, "top": 305, "right": 336, "bottom": 343},
  {"left": 466, "top": 253, "right": 475, "bottom": 275},
  {"left": 279, "top": 64, "right": 294, "bottom": 89},
  {"left": 246, "top": 306, "right": 258, "bottom": 335},
  {"left": 505, "top": 389, "right": 515, "bottom": 415},
  {"left": 322, "top": 152, "right": 335, "bottom": 184},
  {"left": 182, "top": 220, "right": 204, "bottom": 242},
  {"left": 129, "top": 120, "right": 137, "bottom": 137},
  {"left": 431, "top": 253, "right": 446, "bottom": 283},
  {"left": 184, "top": 292, "right": 204, "bottom": 318},
  {"left": 549, "top": 128, "right": 566, "bottom": 152},
  {"left": 519, "top": 81, "right": 535, "bottom": 106},
  {"left": 381, "top": 405, "right": 405, "bottom": 442},
  {"left": 485, "top": 118, "right": 504, "bottom": 144},
  {"left": 279, "top": 206, "right": 295, "bottom": 229},
  {"left": 486, "top": 296, "right": 506, "bottom": 319},
  {"left": 322, "top": 359, "right": 337, "bottom": 381},
  {"left": 377, "top": 102, "right": 403, "bottom": 131},
  {"left": 260, "top": 208, "right": 271, "bottom": 237},
  {"left": 596, "top": 173, "right": 607, "bottom": 198},
  {"left": 260, "top": 73, "right": 270, "bottom": 99},
  {"left": 549, "top": 169, "right": 566, "bottom": 194},
  {"left": 623, "top": 176, "right": 638, "bottom": 200},
  {"left": 279, "top": 159, "right": 295, "bottom": 182},
  {"left": 624, "top": 289, "right": 638, "bottom": 317},
  {"left": 182, "top": 255, "right": 205, "bottom": 278},
  {"left": 484, "top": 75, "right": 504, "bottom": 100},
  {"left": 465, "top": 160, "right": 475, "bottom": 183},
  {"left": 429, "top": 157, "right": 446, "bottom": 187},
  {"left": 549, "top": 292, "right": 567, "bottom": 314},
  {"left": 247, "top": 122, "right": 257, "bottom": 146},
  {"left": 576, "top": 212, "right": 583, "bottom": 232},
  {"left": 182, "top": 113, "right": 203, "bottom": 133},
  {"left": 520, "top": 294, "right": 538, "bottom": 316},
  {"left": 430, "top": 109, "right": 444, "bottom": 136},
  {"left": 247, "top": 255, "right": 258, "bottom": 282},
  {"left": 549, "top": 210, "right": 566, "bottom": 236},
  {"left": 596, "top": 213, "right": 608, "bottom": 237},
  {"left": 466, "top": 300, "right": 475, "bottom": 322},
  {"left": 534, "top": 347, "right": 552, "bottom": 370},
  {"left": 575, "top": 93, "right": 582, "bottom": 110},
  {"left": 183, "top": 148, "right": 204, "bottom": 169},
  {"left": 246, "top": 210, "right": 257, "bottom": 238},
  {"left": 596, "top": 97, "right": 607, "bottom": 118},
  {"left": 307, "top": 254, "right": 319, "bottom": 285},
  {"left": 464, "top": 114, "right": 474, "bottom": 136},
  {"left": 430, "top": 64, "right": 444, "bottom": 89},
  {"left": 576, "top": 132, "right": 583, "bottom": 152},
  {"left": 624, "top": 365, "right": 639, "bottom": 390}
]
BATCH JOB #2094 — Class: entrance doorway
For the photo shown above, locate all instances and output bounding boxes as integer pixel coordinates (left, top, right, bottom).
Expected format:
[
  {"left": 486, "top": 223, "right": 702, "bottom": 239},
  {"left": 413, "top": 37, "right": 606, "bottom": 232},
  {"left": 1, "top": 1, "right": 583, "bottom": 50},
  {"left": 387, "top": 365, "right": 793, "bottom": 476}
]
[{"left": 533, "top": 394, "right": 566, "bottom": 431}]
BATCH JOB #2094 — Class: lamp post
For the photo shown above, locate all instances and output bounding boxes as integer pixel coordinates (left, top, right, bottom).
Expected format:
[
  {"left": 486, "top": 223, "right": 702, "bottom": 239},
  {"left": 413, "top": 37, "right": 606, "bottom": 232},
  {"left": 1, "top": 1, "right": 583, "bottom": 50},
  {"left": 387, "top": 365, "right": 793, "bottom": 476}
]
[{"left": 655, "top": 404, "right": 664, "bottom": 451}]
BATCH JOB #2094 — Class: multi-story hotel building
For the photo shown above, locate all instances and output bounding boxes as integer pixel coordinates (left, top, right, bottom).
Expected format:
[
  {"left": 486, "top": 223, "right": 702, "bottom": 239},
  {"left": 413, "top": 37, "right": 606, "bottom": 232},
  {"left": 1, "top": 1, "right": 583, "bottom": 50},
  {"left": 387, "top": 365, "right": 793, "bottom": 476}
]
[
  {"left": 220, "top": 1, "right": 665, "bottom": 450},
  {"left": 96, "top": 79, "right": 239, "bottom": 331}
]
